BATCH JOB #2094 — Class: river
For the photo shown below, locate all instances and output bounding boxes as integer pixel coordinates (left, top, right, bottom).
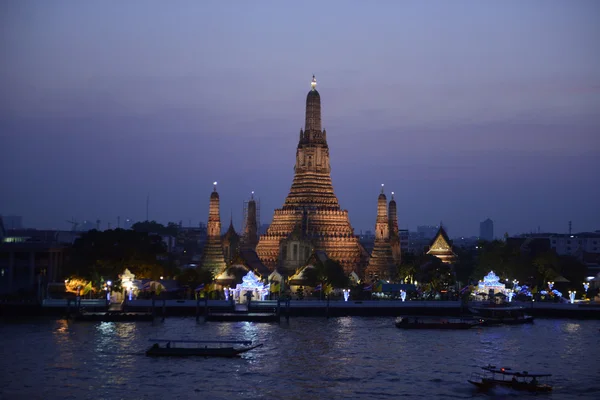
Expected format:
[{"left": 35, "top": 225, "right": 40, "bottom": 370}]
[{"left": 1, "top": 317, "right": 599, "bottom": 399}]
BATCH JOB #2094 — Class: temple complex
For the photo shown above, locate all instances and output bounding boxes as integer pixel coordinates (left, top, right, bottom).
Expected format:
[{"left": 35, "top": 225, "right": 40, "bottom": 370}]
[
  {"left": 364, "top": 185, "right": 397, "bottom": 281},
  {"left": 240, "top": 192, "right": 259, "bottom": 251},
  {"left": 426, "top": 225, "right": 457, "bottom": 264},
  {"left": 199, "top": 182, "right": 228, "bottom": 275},
  {"left": 388, "top": 191, "right": 401, "bottom": 264},
  {"left": 256, "top": 76, "right": 365, "bottom": 276}
]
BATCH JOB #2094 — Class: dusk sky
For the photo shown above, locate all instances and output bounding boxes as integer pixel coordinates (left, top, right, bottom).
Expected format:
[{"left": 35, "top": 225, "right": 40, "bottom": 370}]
[{"left": 1, "top": 0, "right": 599, "bottom": 238}]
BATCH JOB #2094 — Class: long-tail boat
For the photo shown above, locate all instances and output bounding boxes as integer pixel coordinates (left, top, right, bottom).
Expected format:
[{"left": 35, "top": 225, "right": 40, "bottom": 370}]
[{"left": 146, "top": 339, "right": 263, "bottom": 357}]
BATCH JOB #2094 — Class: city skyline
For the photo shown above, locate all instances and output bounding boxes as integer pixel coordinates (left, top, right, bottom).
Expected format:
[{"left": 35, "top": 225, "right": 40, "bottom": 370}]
[{"left": 2, "top": 0, "right": 599, "bottom": 237}]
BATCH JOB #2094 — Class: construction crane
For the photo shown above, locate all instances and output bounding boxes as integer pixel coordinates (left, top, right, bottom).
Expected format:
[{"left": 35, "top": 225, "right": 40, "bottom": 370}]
[{"left": 66, "top": 218, "right": 79, "bottom": 231}]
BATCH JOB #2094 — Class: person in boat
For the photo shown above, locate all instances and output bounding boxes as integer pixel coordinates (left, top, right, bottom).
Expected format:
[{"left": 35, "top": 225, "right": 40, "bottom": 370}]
[
  {"left": 512, "top": 376, "right": 518, "bottom": 384},
  {"left": 166, "top": 341, "right": 171, "bottom": 348},
  {"left": 531, "top": 377, "right": 538, "bottom": 386}
]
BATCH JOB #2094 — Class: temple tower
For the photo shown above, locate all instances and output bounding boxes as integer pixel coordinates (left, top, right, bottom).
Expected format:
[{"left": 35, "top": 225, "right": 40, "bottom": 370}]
[
  {"left": 388, "top": 191, "right": 401, "bottom": 264},
  {"left": 200, "top": 182, "right": 227, "bottom": 275},
  {"left": 256, "top": 76, "right": 364, "bottom": 276},
  {"left": 241, "top": 191, "right": 259, "bottom": 251},
  {"left": 365, "top": 185, "right": 396, "bottom": 281}
]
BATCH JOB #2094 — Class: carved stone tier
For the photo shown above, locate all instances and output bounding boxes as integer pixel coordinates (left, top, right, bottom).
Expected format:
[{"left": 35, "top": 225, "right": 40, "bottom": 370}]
[{"left": 256, "top": 76, "right": 364, "bottom": 276}]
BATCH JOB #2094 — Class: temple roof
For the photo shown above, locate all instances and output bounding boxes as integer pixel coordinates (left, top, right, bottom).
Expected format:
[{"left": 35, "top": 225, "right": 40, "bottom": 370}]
[
  {"left": 428, "top": 226, "right": 452, "bottom": 250},
  {"left": 238, "top": 249, "right": 270, "bottom": 277},
  {"left": 222, "top": 218, "right": 239, "bottom": 240},
  {"left": 426, "top": 226, "right": 457, "bottom": 263}
]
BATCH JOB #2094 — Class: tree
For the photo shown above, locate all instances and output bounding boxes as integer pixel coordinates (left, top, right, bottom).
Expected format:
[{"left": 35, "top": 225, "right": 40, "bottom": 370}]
[
  {"left": 557, "top": 256, "right": 587, "bottom": 289},
  {"left": 195, "top": 267, "right": 215, "bottom": 285},
  {"left": 323, "top": 260, "right": 349, "bottom": 288},
  {"left": 533, "top": 251, "right": 560, "bottom": 286},
  {"left": 131, "top": 220, "right": 179, "bottom": 236},
  {"left": 396, "top": 252, "right": 418, "bottom": 283},
  {"left": 66, "top": 229, "right": 167, "bottom": 282},
  {"left": 176, "top": 268, "right": 200, "bottom": 288},
  {"left": 415, "top": 255, "right": 454, "bottom": 298},
  {"left": 302, "top": 258, "right": 349, "bottom": 288},
  {"left": 453, "top": 247, "right": 476, "bottom": 284}
]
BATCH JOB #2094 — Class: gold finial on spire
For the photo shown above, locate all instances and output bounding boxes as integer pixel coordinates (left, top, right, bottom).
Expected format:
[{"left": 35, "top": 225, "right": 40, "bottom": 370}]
[
  {"left": 213, "top": 181, "right": 218, "bottom": 192},
  {"left": 311, "top": 75, "right": 317, "bottom": 90},
  {"left": 251, "top": 191, "right": 254, "bottom": 200},
  {"left": 381, "top": 184, "right": 385, "bottom": 194},
  {"left": 391, "top": 191, "right": 395, "bottom": 200}
]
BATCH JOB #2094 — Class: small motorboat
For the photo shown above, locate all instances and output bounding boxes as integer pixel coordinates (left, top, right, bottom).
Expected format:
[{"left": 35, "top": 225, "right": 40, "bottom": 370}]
[
  {"left": 395, "top": 316, "right": 483, "bottom": 330},
  {"left": 468, "top": 365, "right": 552, "bottom": 393},
  {"left": 146, "top": 339, "right": 263, "bottom": 358}
]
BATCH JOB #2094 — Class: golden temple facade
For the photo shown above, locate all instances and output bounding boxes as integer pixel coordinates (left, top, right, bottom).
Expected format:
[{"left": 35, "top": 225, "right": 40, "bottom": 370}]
[{"left": 256, "top": 76, "right": 365, "bottom": 276}]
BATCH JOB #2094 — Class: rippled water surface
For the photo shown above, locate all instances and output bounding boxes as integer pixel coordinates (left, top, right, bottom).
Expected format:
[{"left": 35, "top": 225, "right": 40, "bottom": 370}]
[{"left": 1, "top": 317, "right": 599, "bottom": 399}]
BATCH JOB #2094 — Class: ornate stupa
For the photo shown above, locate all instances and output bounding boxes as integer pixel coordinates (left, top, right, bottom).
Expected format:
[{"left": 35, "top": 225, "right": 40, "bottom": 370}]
[
  {"left": 388, "top": 191, "right": 401, "bottom": 264},
  {"left": 240, "top": 191, "right": 259, "bottom": 251},
  {"left": 256, "top": 76, "right": 364, "bottom": 275},
  {"left": 365, "top": 185, "right": 397, "bottom": 281},
  {"left": 200, "top": 182, "right": 227, "bottom": 275},
  {"left": 426, "top": 224, "right": 457, "bottom": 264}
]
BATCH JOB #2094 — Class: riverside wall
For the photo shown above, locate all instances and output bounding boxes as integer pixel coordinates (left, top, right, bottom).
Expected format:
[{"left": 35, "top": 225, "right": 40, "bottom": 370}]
[{"left": 1, "top": 299, "right": 599, "bottom": 319}]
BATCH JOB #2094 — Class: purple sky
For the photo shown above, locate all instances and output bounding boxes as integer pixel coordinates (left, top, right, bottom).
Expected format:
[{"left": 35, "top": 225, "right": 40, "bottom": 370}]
[{"left": 1, "top": 0, "right": 599, "bottom": 238}]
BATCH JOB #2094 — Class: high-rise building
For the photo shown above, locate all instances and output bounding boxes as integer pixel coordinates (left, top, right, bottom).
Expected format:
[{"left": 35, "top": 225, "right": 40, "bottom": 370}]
[
  {"left": 480, "top": 218, "right": 494, "bottom": 242},
  {"left": 256, "top": 76, "right": 365, "bottom": 276}
]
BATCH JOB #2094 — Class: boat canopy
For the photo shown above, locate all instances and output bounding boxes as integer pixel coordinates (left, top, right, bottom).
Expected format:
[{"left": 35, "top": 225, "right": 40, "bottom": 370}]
[
  {"left": 148, "top": 339, "right": 253, "bottom": 345},
  {"left": 482, "top": 366, "right": 552, "bottom": 377}
]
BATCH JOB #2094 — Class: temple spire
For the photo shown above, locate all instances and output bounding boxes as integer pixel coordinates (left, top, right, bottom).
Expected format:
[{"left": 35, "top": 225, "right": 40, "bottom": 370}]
[
  {"left": 304, "top": 75, "right": 322, "bottom": 132},
  {"left": 201, "top": 183, "right": 227, "bottom": 274},
  {"left": 366, "top": 186, "right": 395, "bottom": 280},
  {"left": 388, "top": 190, "right": 401, "bottom": 264}
]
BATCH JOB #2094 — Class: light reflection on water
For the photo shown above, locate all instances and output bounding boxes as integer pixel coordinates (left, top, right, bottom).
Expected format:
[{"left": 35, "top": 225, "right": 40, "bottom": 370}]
[{"left": 0, "top": 317, "right": 599, "bottom": 400}]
